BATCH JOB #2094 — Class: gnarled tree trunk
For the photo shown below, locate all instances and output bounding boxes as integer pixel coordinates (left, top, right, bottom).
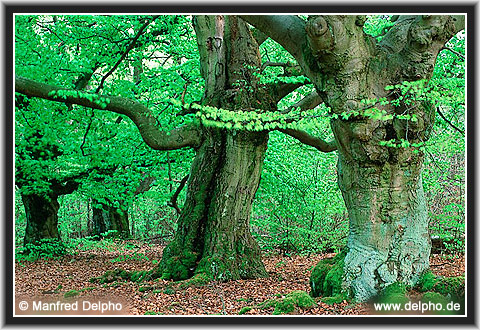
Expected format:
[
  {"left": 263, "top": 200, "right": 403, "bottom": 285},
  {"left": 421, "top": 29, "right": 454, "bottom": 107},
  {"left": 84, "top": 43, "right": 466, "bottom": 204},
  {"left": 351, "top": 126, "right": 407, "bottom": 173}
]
[
  {"left": 241, "top": 14, "right": 464, "bottom": 301},
  {"left": 155, "top": 129, "right": 269, "bottom": 280},
  {"left": 22, "top": 192, "right": 61, "bottom": 247},
  {"left": 154, "top": 15, "right": 273, "bottom": 281}
]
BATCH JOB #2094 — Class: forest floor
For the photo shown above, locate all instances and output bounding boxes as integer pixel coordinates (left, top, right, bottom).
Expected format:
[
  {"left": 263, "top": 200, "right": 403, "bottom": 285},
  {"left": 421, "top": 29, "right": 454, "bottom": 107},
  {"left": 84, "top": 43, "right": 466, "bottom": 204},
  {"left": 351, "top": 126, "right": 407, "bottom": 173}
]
[{"left": 14, "top": 240, "right": 465, "bottom": 316}]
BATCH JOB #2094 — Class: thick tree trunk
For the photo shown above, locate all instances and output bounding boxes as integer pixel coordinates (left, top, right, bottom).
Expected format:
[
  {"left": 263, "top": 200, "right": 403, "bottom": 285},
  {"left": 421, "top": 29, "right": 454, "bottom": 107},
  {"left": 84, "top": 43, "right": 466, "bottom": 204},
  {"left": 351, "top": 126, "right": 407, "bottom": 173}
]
[
  {"left": 296, "top": 15, "right": 459, "bottom": 301},
  {"left": 22, "top": 192, "right": 61, "bottom": 247},
  {"left": 335, "top": 145, "right": 430, "bottom": 300},
  {"left": 154, "top": 15, "right": 272, "bottom": 281},
  {"left": 91, "top": 202, "right": 130, "bottom": 239},
  {"left": 155, "top": 129, "right": 269, "bottom": 280}
]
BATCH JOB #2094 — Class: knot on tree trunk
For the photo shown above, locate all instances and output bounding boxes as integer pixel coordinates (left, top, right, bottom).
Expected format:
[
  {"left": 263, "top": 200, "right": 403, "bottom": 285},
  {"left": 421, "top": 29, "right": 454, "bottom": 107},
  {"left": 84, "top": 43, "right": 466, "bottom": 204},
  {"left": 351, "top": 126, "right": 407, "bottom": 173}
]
[
  {"left": 306, "top": 16, "right": 329, "bottom": 37},
  {"left": 305, "top": 16, "right": 334, "bottom": 57}
]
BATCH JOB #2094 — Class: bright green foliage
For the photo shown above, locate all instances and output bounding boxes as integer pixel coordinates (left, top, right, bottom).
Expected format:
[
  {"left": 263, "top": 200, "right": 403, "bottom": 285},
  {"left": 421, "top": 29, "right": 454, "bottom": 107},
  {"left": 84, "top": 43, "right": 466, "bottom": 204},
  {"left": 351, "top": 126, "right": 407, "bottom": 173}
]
[
  {"left": 238, "top": 306, "right": 253, "bottom": 315},
  {"left": 16, "top": 238, "right": 67, "bottom": 261},
  {"left": 14, "top": 14, "right": 465, "bottom": 292},
  {"left": 363, "top": 15, "right": 395, "bottom": 41},
  {"left": 15, "top": 14, "right": 198, "bottom": 246},
  {"left": 253, "top": 131, "right": 347, "bottom": 255}
]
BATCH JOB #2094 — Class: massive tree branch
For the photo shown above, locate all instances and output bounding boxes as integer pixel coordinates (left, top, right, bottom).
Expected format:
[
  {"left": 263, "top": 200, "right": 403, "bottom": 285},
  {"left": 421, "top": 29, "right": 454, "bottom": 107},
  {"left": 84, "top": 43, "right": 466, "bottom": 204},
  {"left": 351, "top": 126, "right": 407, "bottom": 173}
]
[
  {"left": 252, "top": 28, "right": 268, "bottom": 46},
  {"left": 15, "top": 76, "right": 203, "bottom": 151},
  {"left": 278, "top": 128, "right": 337, "bottom": 153},
  {"left": 267, "top": 82, "right": 305, "bottom": 103},
  {"left": 240, "top": 15, "right": 306, "bottom": 63}
]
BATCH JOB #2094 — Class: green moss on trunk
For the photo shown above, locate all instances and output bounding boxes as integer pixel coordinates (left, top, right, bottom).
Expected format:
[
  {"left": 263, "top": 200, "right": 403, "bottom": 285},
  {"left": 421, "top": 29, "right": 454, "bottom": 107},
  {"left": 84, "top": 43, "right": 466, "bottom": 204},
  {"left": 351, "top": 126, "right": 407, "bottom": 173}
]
[{"left": 310, "top": 249, "right": 349, "bottom": 298}]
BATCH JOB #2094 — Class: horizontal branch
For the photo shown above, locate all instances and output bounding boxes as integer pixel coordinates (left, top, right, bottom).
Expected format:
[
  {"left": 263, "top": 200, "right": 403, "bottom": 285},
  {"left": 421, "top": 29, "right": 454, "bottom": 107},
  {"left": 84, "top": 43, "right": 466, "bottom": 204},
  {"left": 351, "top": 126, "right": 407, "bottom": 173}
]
[
  {"left": 15, "top": 76, "right": 203, "bottom": 151},
  {"left": 278, "top": 128, "right": 337, "bottom": 153},
  {"left": 282, "top": 91, "right": 323, "bottom": 114}
]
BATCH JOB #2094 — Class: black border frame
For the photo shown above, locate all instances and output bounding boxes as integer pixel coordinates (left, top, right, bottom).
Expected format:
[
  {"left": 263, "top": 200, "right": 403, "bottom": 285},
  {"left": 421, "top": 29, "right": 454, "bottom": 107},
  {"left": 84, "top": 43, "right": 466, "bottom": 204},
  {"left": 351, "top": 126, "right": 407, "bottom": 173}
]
[{"left": 3, "top": 2, "right": 477, "bottom": 326}]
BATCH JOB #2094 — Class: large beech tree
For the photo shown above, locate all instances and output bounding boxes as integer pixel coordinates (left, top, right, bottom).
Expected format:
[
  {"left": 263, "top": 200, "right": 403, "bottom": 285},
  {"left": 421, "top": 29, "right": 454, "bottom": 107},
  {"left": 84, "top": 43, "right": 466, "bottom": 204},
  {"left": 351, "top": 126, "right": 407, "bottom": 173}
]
[
  {"left": 16, "top": 15, "right": 335, "bottom": 281},
  {"left": 241, "top": 14, "right": 465, "bottom": 300}
]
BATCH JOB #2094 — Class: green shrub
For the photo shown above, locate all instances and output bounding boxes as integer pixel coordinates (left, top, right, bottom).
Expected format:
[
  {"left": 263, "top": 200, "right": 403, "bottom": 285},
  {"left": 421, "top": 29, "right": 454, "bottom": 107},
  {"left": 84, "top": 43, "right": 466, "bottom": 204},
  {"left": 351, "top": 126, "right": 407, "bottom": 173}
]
[{"left": 17, "top": 239, "right": 67, "bottom": 262}]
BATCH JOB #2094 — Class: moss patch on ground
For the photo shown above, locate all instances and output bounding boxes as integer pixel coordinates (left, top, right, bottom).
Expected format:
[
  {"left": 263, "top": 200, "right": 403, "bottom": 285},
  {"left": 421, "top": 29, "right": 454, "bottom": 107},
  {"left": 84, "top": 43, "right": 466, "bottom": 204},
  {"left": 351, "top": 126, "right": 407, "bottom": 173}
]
[
  {"left": 239, "top": 290, "right": 316, "bottom": 315},
  {"left": 178, "top": 273, "right": 211, "bottom": 289},
  {"left": 376, "top": 282, "right": 409, "bottom": 305},
  {"left": 418, "top": 271, "right": 465, "bottom": 298}
]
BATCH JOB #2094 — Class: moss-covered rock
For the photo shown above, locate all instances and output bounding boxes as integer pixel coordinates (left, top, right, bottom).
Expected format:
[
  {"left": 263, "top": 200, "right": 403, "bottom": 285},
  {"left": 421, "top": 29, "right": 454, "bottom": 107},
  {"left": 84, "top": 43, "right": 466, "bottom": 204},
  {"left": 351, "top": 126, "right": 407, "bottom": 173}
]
[
  {"left": 310, "top": 249, "right": 348, "bottom": 298},
  {"left": 377, "top": 282, "right": 409, "bottom": 305},
  {"left": 273, "top": 290, "right": 316, "bottom": 315},
  {"left": 418, "top": 271, "right": 465, "bottom": 298},
  {"left": 249, "top": 291, "right": 316, "bottom": 315}
]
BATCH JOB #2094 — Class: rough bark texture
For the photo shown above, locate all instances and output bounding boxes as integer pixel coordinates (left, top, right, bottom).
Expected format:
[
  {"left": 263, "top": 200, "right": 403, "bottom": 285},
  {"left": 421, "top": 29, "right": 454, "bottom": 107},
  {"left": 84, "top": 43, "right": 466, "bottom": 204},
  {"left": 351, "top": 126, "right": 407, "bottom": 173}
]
[
  {"left": 243, "top": 14, "right": 464, "bottom": 301},
  {"left": 22, "top": 193, "right": 61, "bottom": 247},
  {"left": 153, "top": 16, "right": 272, "bottom": 281},
  {"left": 315, "top": 15, "right": 460, "bottom": 301}
]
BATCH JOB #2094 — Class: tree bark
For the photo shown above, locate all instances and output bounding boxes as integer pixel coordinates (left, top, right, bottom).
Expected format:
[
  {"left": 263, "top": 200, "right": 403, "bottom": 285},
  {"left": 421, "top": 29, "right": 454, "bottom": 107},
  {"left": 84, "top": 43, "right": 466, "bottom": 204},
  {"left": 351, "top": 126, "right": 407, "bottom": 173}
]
[
  {"left": 22, "top": 192, "right": 61, "bottom": 247},
  {"left": 243, "top": 14, "right": 464, "bottom": 301},
  {"left": 154, "top": 129, "right": 269, "bottom": 280},
  {"left": 153, "top": 15, "right": 272, "bottom": 281},
  {"left": 15, "top": 15, "right": 272, "bottom": 281}
]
